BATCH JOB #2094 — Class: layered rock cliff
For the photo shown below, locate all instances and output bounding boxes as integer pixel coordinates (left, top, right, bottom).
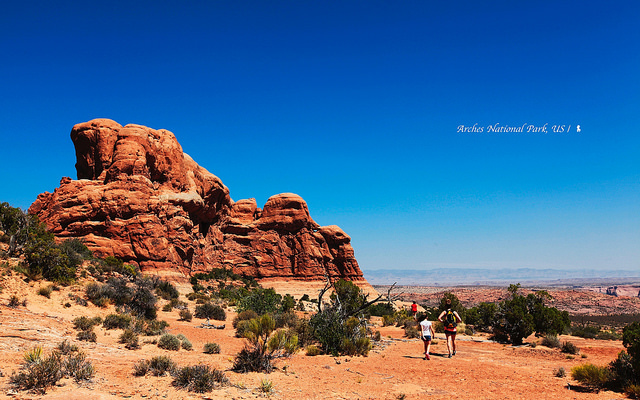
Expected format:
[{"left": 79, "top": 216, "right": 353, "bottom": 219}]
[{"left": 29, "top": 119, "right": 364, "bottom": 282}]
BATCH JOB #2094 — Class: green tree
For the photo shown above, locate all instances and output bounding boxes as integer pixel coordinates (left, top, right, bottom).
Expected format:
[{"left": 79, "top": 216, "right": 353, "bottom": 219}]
[
  {"left": 237, "top": 288, "right": 282, "bottom": 315},
  {"left": 622, "top": 322, "right": 640, "bottom": 378},
  {"left": 465, "top": 302, "right": 498, "bottom": 332},
  {"left": 526, "top": 291, "right": 570, "bottom": 336},
  {"left": 492, "top": 284, "right": 534, "bottom": 345}
]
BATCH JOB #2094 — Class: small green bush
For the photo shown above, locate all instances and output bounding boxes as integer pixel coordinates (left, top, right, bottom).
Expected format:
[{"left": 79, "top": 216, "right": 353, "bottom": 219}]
[
  {"left": 203, "top": 342, "right": 221, "bottom": 354},
  {"left": 10, "top": 351, "right": 64, "bottom": 394},
  {"left": 132, "top": 360, "right": 150, "bottom": 376},
  {"left": 172, "top": 365, "right": 229, "bottom": 393},
  {"left": 233, "top": 310, "right": 259, "bottom": 328},
  {"left": 155, "top": 280, "right": 179, "bottom": 300},
  {"left": 103, "top": 313, "right": 132, "bottom": 330},
  {"left": 64, "top": 351, "right": 94, "bottom": 382},
  {"left": 57, "top": 340, "right": 79, "bottom": 355},
  {"left": 541, "top": 335, "right": 561, "bottom": 348},
  {"left": 76, "top": 330, "right": 97, "bottom": 342},
  {"left": 8, "top": 295, "right": 21, "bottom": 308},
  {"left": 194, "top": 303, "right": 226, "bottom": 321},
  {"left": 119, "top": 329, "right": 140, "bottom": 350},
  {"left": 73, "top": 316, "right": 102, "bottom": 331},
  {"left": 554, "top": 366, "right": 566, "bottom": 378},
  {"left": 158, "top": 334, "right": 181, "bottom": 351},
  {"left": 148, "top": 355, "right": 176, "bottom": 376},
  {"left": 38, "top": 285, "right": 53, "bottom": 298},
  {"left": 571, "top": 363, "right": 610, "bottom": 389},
  {"left": 180, "top": 337, "right": 193, "bottom": 351},
  {"left": 179, "top": 309, "right": 193, "bottom": 322},
  {"left": 562, "top": 341, "right": 580, "bottom": 355},
  {"left": 306, "top": 345, "right": 321, "bottom": 356},
  {"left": 142, "top": 319, "right": 169, "bottom": 336}
]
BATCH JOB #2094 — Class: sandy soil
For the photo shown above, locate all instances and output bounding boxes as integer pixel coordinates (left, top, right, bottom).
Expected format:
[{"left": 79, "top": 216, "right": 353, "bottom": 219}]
[{"left": 0, "top": 272, "right": 631, "bottom": 400}]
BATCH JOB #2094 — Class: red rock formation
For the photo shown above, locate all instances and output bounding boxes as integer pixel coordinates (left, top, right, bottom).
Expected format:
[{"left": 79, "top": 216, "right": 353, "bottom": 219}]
[{"left": 29, "top": 119, "right": 365, "bottom": 282}]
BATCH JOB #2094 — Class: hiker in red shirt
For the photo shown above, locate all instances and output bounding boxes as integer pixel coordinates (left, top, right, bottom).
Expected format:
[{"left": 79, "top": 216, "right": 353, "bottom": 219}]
[
  {"left": 411, "top": 301, "right": 418, "bottom": 318},
  {"left": 438, "top": 299, "right": 462, "bottom": 358}
]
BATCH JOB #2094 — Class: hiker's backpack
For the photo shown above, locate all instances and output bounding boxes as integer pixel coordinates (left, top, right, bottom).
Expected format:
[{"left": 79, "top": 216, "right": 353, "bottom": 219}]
[{"left": 445, "top": 309, "right": 457, "bottom": 329}]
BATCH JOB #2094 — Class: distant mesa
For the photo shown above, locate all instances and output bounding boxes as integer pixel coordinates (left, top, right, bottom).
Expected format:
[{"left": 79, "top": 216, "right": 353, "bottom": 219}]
[{"left": 29, "top": 119, "right": 365, "bottom": 284}]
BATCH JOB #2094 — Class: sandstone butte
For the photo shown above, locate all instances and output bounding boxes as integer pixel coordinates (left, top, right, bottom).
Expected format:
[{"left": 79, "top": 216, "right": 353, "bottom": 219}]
[{"left": 29, "top": 119, "right": 370, "bottom": 290}]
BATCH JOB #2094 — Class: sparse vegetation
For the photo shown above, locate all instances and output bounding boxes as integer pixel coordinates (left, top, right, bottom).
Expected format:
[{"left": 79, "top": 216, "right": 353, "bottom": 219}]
[
  {"left": 554, "top": 366, "right": 566, "bottom": 378},
  {"left": 561, "top": 341, "right": 579, "bottom": 355},
  {"left": 178, "top": 308, "right": 193, "bottom": 321},
  {"left": 10, "top": 346, "right": 94, "bottom": 394},
  {"left": 119, "top": 329, "right": 140, "bottom": 349},
  {"left": 158, "top": 333, "right": 181, "bottom": 351},
  {"left": 541, "top": 335, "right": 561, "bottom": 349},
  {"left": 194, "top": 302, "right": 226, "bottom": 321},
  {"left": 203, "top": 342, "right": 221, "bottom": 354},
  {"left": 232, "top": 314, "right": 298, "bottom": 373},
  {"left": 571, "top": 363, "right": 610, "bottom": 390},
  {"left": 172, "top": 365, "right": 229, "bottom": 393}
]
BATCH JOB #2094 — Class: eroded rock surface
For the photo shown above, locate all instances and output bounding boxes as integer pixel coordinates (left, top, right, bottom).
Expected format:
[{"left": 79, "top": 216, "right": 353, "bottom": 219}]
[{"left": 29, "top": 119, "right": 364, "bottom": 281}]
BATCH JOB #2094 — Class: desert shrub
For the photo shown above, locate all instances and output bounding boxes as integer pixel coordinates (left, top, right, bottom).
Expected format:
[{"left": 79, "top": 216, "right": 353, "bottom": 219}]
[
  {"left": 141, "top": 319, "right": 169, "bottom": 336},
  {"left": 119, "top": 329, "right": 140, "bottom": 350},
  {"left": 73, "top": 316, "right": 102, "bottom": 331},
  {"left": 571, "top": 363, "right": 610, "bottom": 389},
  {"left": 148, "top": 355, "right": 176, "bottom": 376},
  {"left": 562, "top": 341, "right": 580, "bottom": 355},
  {"left": 179, "top": 335, "right": 193, "bottom": 351},
  {"left": 301, "top": 294, "right": 310, "bottom": 302},
  {"left": 232, "top": 314, "right": 298, "bottom": 373},
  {"left": 64, "top": 351, "right": 94, "bottom": 382},
  {"left": 85, "top": 282, "right": 114, "bottom": 307},
  {"left": 38, "top": 285, "right": 53, "bottom": 298},
  {"left": 258, "top": 378, "right": 274, "bottom": 395},
  {"left": 233, "top": 310, "right": 258, "bottom": 328},
  {"left": 132, "top": 360, "right": 150, "bottom": 376},
  {"left": 275, "top": 310, "right": 299, "bottom": 329},
  {"left": 103, "top": 313, "right": 132, "bottom": 330},
  {"left": 572, "top": 325, "right": 600, "bottom": 339},
  {"left": 554, "top": 366, "right": 566, "bottom": 378},
  {"left": 465, "top": 302, "right": 498, "bottom": 332},
  {"left": 158, "top": 334, "right": 181, "bottom": 351},
  {"left": 309, "top": 279, "right": 377, "bottom": 356},
  {"left": 155, "top": 280, "right": 179, "bottom": 300},
  {"left": 195, "top": 302, "right": 226, "bottom": 321},
  {"left": 23, "top": 346, "right": 43, "bottom": 365},
  {"left": 57, "top": 340, "right": 78, "bottom": 355},
  {"left": 236, "top": 287, "right": 282, "bottom": 315},
  {"left": 382, "top": 314, "right": 395, "bottom": 327},
  {"left": 8, "top": 295, "right": 22, "bottom": 308},
  {"left": 23, "top": 225, "right": 77, "bottom": 283},
  {"left": 172, "top": 365, "right": 229, "bottom": 393},
  {"left": 10, "top": 350, "right": 64, "bottom": 393},
  {"left": 625, "top": 384, "right": 640, "bottom": 398},
  {"left": 597, "top": 330, "right": 621, "bottom": 341},
  {"left": 76, "top": 330, "right": 97, "bottom": 342},
  {"left": 404, "top": 320, "right": 421, "bottom": 339},
  {"left": 281, "top": 294, "right": 296, "bottom": 313},
  {"left": 366, "top": 302, "right": 395, "bottom": 317},
  {"left": 203, "top": 342, "right": 221, "bottom": 354},
  {"left": 306, "top": 344, "right": 321, "bottom": 356},
  {"left": 235, "top": 319, "right": 252, "bottom": 338},
  {"left": 170, "top": 304, "right": 189, "bottom": 319},
  {"left": 128, "top": 278, "right": 158, "bottom": 319},
  {"left": 541, "top": 335, "right": 561, "bottom": 348},
  {"left": 162, "top": 303, "right": 173, "bottom": 312}
]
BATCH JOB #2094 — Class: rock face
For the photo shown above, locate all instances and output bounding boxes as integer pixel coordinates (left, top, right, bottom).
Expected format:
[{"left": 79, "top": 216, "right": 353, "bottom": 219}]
[{"left": 29, "top": 119, "right": 364, "bottom": 282}]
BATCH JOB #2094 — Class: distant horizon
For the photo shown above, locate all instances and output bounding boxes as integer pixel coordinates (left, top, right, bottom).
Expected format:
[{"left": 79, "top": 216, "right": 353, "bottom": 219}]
[{"left": 362, "top": 266, "right": 640, "bottom": 286}]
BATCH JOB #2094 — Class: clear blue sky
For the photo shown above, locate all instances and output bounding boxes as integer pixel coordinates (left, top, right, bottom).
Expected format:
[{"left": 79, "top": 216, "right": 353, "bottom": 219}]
[{"left": 1, "top": 1, "right": 638, "bottom": 273}]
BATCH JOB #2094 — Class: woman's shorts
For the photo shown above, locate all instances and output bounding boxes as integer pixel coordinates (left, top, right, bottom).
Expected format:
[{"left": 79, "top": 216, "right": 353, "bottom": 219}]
[{"left": 421, "top": 336, "right": 432, "bottom": 342}]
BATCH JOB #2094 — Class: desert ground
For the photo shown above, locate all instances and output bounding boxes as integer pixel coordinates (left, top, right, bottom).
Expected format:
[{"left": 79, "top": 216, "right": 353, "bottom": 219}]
[{"left": 0, "top": 271, "right": 635, "bottom": 400}]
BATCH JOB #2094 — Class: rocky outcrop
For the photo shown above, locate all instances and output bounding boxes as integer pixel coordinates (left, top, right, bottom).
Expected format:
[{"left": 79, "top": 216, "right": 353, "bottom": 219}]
[{"left": 29, "top": 119, "right": 365, "bottom": 282}]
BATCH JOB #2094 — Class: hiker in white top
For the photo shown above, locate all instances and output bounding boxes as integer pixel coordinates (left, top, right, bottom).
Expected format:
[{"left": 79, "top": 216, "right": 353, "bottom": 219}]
[{"left": 419, "top": 316, "right": 435, "bottom": 360}]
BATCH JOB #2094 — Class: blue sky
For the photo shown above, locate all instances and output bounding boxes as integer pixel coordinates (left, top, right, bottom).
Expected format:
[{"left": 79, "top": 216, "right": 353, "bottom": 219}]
[{"left": 1, "top": 1, "right": 638, "bottom": 274}]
